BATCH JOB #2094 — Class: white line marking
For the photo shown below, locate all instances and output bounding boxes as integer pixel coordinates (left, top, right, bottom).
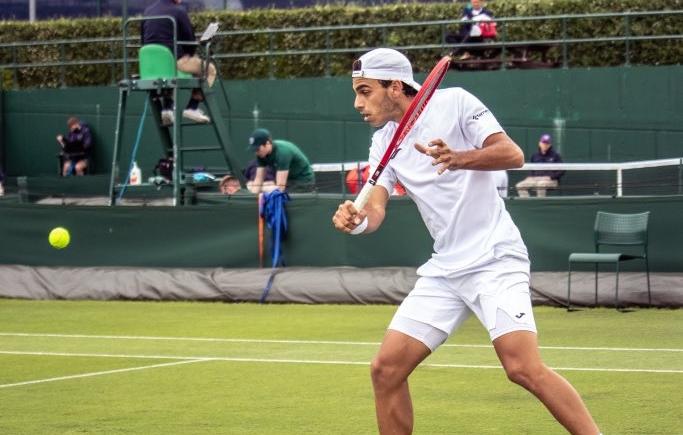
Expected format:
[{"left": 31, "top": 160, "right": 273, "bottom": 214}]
[
  {"left": 0, "top": 332, "right": 680, "bottom": 353},
  {"left": 1, "top": 350, "right": 681, "bottom": 374},
  {"left": 0, "top": 358, "right": 207, "bottom": 389}
]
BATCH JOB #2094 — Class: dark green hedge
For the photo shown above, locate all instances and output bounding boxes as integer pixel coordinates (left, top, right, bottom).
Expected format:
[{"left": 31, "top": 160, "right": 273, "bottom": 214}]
[{"left": 0, "top": 0, "right": 681, "bottom": 88}]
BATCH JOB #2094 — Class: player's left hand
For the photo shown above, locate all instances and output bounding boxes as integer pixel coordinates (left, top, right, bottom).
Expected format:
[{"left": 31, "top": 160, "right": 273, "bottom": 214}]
[{"left": 414, "top": 139, "right": 463, "bottom": 174}]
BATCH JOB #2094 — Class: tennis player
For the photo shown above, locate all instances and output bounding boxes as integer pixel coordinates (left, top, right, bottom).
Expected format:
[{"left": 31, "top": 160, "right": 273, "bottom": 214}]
[{"left": 332, "top": 48, "right": 601, "bottom": 435}]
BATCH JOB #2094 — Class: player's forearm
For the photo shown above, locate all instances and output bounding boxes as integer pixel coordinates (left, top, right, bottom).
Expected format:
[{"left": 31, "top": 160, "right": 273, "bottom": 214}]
[
  {"left": 363, "top": 206, "right": 385, "bottom": 234},
  {"left": 456, "top": 141, "right": 524, "bottom": 171},
  {"left": 359, "top": 185, "right": 389, "bottom": 234}
]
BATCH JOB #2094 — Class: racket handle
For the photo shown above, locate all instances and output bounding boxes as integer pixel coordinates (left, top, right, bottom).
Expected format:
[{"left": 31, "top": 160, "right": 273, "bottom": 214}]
[{"left": 352, "top": 183, "right": 373, "bottom": 211}]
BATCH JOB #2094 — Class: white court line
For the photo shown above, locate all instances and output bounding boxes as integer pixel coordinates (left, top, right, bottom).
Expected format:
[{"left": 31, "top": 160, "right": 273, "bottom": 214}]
[
  {"left": 1, "top": 350, "right": 682, "bottom": 374},
  {"left": 0, "top": 358, "right": 207, "bottom": 389},
  {"left": 0, "top": 332, "right": 681, "bottom": 353}
]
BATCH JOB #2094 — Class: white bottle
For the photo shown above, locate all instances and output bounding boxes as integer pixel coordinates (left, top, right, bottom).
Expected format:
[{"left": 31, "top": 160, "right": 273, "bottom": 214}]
[{"left": 130, "top": 161, "right": 142, "bottom": 186}]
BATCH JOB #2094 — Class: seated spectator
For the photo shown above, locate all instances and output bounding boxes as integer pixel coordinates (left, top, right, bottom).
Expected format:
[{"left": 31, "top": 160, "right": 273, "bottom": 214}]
[
  {"left": 247, "top": 128, "right": 316, "bottom": 193},
  {"left": 345, "top": 164, "right": 406, "bottom": 196},
  {"left": 516, "top": 133, "right": 565, "bottom": 197},
  {"left": 56, "top": 116, "right": 93, "bottom": 176},
  {"left": 142, "top": 0, "right": 217, "bottom": 125},
  {"left": 219, "top": 175, "right": 241, "bottom": 195},
  {"left": 446, "top": 0, "right": 496, "bottom": 60}
]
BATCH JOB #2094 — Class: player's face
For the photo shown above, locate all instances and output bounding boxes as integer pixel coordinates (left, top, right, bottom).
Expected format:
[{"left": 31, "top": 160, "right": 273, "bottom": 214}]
[{"left": 353, "top": 78, "right": 403, "bottom": 127}]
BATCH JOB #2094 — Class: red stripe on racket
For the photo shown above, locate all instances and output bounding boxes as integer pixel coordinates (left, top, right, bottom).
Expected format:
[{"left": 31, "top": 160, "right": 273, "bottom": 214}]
[{"left": 353, "top": 55, "right": 452, "bottom": 211}]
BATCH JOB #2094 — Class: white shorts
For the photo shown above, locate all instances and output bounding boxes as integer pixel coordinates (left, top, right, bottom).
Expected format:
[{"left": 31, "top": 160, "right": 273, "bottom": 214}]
[{"left": 388, "top": 257, "right": 537, "bottom": 351}]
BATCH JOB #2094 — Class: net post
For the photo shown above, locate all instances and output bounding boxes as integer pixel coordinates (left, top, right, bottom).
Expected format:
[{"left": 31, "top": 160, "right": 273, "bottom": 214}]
[{"left": 616, "top": 168, "right": 623, "bottom": 197}]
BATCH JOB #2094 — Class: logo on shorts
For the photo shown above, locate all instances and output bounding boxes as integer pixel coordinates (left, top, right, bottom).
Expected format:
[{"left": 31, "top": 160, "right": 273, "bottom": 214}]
[{"left": 515, "top": 312, "right": 526, "bottom": 319}]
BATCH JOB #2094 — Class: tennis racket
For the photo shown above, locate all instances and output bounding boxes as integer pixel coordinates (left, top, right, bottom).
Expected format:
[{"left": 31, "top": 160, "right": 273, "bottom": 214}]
[{"left": 352, "top": 55, "right": 452, "bottom": 211}]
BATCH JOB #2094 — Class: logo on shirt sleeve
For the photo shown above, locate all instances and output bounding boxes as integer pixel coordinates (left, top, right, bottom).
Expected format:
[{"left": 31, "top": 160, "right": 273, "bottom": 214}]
[{"left": 472, "top": 109, "right": 490, "bottom": 120}]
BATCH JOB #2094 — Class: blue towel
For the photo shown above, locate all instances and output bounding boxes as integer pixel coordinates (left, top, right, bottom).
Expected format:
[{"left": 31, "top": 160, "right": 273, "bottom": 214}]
[
  {"left": 261, "top": 190, "right": 290, "bottom": 268},
  {"left": 259, "top": 190, "right": 290, "bottom": 303}
]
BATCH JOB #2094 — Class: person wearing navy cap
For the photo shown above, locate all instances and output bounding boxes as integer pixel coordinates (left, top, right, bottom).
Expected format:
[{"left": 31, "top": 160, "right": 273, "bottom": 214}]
[{"left": 516, "top": 133, "right": 565, "bottom": 197}]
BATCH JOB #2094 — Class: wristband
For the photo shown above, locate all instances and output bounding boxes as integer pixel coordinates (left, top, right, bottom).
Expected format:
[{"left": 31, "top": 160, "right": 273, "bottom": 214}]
[{"left": 349, "top": 217, "right": 368, "bottom": 235}]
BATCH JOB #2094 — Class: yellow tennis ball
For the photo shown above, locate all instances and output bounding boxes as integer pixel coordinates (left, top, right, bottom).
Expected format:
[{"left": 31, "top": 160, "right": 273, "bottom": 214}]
[{"left": 49, "top": 227, "right": 70, "bottom": 249}]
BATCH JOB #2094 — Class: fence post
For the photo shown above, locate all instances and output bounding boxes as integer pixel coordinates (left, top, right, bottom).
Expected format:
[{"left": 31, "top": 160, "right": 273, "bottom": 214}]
[
  {"left": 624, "top": 14, "right": 631, "bottom": 66},
  {"left": 500, "top": 20, "right": 507, "bottom": 71},
  {"left": 325, "top": 30, "right": 331, "bottom": 77},
  {"left": 11, "top": 45, "right": 18, "bottom": 89},
  {"left": 561, "top": 17, "right": 568, "bottom": 69},
  {"left": 268, "top": 32, "right": 274, "bottom": 79},
  {"left": 110, "top": 40, "right": 117, "bottom": 85},
  {"left": 59, "top": 43, "right": 66, "bottom": 88}
]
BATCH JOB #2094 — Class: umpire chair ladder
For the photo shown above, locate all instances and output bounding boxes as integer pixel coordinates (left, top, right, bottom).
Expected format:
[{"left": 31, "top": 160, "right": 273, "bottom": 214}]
[{"left": 108, "top": 16, "right": 244, "bottom": 205}]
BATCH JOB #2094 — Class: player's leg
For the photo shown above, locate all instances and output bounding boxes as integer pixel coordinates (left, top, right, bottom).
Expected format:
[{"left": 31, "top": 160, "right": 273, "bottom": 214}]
[
  {"left": 493, "top": 330, "right": 600, "bottom": 434},
  {"left": 468, "top": 258, "right": 600, "bottom": 435},
  {"left": 371, "top": 328, "right": 432, "bottom": 435},
  {"left": 373, "top": 277, "right": 468, "bottom": 435}
]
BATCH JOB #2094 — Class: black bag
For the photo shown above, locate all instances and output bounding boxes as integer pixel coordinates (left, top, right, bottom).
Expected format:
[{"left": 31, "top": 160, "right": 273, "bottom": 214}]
[{"left": 154, "top": 157, "right": 173, "bottom": 180}]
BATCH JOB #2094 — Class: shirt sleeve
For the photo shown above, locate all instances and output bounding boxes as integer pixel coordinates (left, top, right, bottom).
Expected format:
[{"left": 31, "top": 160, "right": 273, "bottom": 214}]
[
  {"left": 367, "top": 129, "right": 397, "bottom": 196},
  {"left": 82, "top": 125, "right": 92, "bottom": 150},
  {"left": 457, "top": 89, "right": 504, "bottom": 149}
]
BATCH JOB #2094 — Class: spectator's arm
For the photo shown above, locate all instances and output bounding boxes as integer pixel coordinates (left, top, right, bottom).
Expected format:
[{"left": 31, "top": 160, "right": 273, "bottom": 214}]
[
  {"left": 82, "top": 126, "right": 93, "bottom": 153},
  {"left": 249, "top": 167, "right": 266, "bottom": 193},
  {"left": 275, "top": 170, "right": 289, "bottom": 191},
  {"left": 552, "top": 154, "right": 565, "bottom": 180}
]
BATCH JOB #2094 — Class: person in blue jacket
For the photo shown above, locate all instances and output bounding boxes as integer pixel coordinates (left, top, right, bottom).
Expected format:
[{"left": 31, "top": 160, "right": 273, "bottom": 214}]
[{"left": 516, "top": 133, "right": 565, "bottom": 197}]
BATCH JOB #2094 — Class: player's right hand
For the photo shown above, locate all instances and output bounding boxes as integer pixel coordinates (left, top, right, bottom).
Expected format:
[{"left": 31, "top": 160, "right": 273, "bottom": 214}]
[{"left": 332, "top": 200, "right": 367, "bottom": 234}]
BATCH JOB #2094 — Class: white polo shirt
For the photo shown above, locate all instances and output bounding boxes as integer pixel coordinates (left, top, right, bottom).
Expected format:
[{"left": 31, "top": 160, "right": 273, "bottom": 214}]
[{"left": 368, "top": 87, "right": 528, "bottom": 278}]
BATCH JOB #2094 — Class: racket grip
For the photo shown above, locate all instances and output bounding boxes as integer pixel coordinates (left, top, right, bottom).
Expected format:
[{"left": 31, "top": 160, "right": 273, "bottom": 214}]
[{"left": 352, "top": 183, "right": 373, "bottom": 211}]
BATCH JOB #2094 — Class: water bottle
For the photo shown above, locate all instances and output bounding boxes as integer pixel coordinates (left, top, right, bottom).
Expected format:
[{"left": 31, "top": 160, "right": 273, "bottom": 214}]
[{"left": 130, "top": 161, "right": 142, "bottom": 186}]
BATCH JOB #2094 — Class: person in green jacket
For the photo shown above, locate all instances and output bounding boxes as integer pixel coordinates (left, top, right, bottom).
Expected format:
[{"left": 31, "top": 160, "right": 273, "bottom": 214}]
[{"left": 247, "top": 128, "right": 315, "bottom": 193}]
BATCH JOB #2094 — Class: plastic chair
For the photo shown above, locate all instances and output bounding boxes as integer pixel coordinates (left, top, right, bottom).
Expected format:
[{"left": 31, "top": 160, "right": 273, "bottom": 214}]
[
  {"left": 138, "top": 44, "right": 192, "bottom": 80},
  {"left": 567, "top": 211, "right": 651, "bottom": 310}
]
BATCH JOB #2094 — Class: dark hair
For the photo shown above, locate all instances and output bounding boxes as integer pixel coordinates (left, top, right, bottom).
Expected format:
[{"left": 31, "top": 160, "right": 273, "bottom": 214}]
[{"left": 378, "top": 80, "right": 418, "bottom": 97}]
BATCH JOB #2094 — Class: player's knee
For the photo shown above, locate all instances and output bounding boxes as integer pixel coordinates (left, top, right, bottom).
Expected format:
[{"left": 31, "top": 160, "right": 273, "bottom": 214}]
[
  {"left": 504, "top": 361, "right": 546, "bottom": 390},
  {"left": 370, "top": 356, "right": 401, "bottom": 389}
]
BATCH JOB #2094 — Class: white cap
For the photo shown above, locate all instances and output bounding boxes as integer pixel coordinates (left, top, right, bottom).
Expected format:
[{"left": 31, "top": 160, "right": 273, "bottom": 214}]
[{"left": 352, "top": 48, "right": 421, "bottom": 91}]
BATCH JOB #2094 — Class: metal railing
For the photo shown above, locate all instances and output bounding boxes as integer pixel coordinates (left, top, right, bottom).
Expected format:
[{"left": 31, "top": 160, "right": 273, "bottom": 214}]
[{"left": 0, "top": 10, "right": 681, "bottom": 88}]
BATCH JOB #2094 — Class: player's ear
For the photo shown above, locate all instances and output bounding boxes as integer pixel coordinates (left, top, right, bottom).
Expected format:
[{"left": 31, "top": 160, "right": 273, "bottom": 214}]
[{"left": 390, "top": 80, "right": 403, "bottom": 97}]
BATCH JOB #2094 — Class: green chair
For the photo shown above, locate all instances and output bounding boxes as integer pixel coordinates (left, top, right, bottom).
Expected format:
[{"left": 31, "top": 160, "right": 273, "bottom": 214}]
[
  {"left": 138, "top": 44, "right": 192, "bottom": 80},
  {"left": 567, "top": 211, "right": 651, "bottom": 310}
]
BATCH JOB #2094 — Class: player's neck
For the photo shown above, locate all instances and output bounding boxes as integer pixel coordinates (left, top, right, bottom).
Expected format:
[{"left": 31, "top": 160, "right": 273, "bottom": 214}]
[{"left": 393, "top": 95, "right": 415, "bottom": 122}]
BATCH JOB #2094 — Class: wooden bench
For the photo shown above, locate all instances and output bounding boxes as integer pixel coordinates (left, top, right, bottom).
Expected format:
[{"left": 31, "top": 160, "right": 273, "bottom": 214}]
[{"left": 449, "top": 42, "right": 560, "bottom": 71}]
